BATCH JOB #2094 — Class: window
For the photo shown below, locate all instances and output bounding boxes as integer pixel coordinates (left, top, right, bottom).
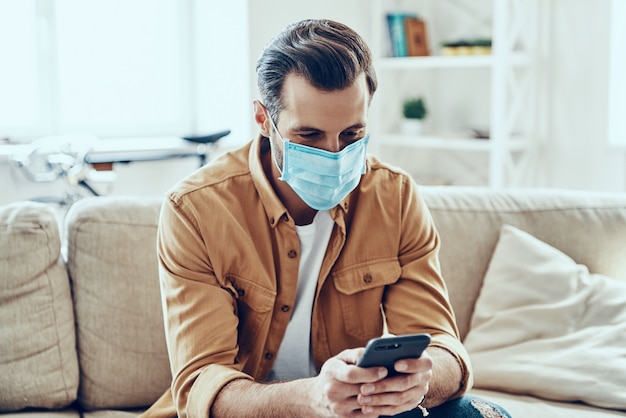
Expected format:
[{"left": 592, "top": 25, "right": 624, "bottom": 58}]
[
  {"left": 54, "top": 0, "right": 190, "bottom": 136},
  {"left": 0, "top": 0, "right": 250, "bottom": 142},
  {"left": 0, "top": 0, "right": 41, "bottom": 136}
]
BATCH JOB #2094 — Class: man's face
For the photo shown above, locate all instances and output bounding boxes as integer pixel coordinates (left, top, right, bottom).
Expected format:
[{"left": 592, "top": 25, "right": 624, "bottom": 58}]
[{"left": 269, "top": 72, "right": 370, "bottom": 171}]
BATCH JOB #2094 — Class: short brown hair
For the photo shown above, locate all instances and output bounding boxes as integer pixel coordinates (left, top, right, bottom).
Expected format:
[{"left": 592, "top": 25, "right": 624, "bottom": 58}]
[{"left": 256, "top": 19, "right": 378, "bottom": 123}]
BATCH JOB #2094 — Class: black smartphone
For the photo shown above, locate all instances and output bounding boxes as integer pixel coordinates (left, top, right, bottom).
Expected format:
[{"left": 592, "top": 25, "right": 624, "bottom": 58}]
[{"left": 357, "top": 333, "right": 431, "bottom": 376}]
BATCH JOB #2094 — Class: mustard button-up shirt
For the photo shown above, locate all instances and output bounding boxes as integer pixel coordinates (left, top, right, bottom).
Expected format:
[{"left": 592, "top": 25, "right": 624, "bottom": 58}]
[{"left": 147, "top": 136, "right": 472, "bottom": 418}]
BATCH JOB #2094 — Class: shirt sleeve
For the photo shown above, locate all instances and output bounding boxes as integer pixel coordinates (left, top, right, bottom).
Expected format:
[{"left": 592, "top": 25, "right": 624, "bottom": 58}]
[
  {"left": 383, "top": 177, "right": 473, "bottom": 399},
  {"left": 157, "top": 195, "right": 252, "bottom": 418}
]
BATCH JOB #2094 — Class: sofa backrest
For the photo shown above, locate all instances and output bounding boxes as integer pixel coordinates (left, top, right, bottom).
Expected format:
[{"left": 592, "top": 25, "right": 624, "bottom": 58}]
[
  {"left": 421, "top": 186, "right": 626, "bottom": 340},
  {"left": 65, "top": 196, "right": 170, "bottom": 411},
  {"left": 0, "top": 201, "right": 79, "bottom": 412},
  {"left": 32, "top": 186, "right": 626, "bottom": 411}
]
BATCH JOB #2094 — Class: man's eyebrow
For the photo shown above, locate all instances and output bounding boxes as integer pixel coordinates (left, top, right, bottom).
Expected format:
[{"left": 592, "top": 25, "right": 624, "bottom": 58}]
[
  {"left": 292, "top": 125, "right": 321, "bottom": 131},
  {"left": 292, "top": 123, "right": 366, "bottom": 131},
  {"left": 343, "top": 123, "right": 366, "bottom": 130}
]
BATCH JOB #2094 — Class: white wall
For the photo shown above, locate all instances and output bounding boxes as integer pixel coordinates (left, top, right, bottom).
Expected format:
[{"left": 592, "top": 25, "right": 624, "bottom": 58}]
[
  {"left": 608, "top": 0, "right": 626, "bottom": 150},
  {"left": 542, "top": 0, "right": 625, "bottom": 191},
  {"left": 194, "top": 1, "right": 251, "bottom": 149}
]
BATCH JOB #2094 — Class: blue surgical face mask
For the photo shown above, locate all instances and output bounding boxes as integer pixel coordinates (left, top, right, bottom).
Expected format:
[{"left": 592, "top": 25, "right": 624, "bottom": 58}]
[{"left": 268, "top": 116, "right": 369, "bottom": 211}]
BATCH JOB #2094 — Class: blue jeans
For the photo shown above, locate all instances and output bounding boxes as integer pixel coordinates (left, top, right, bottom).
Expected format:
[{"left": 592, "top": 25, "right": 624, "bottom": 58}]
[{"left": 393, "top": 395, "right": 512, "bottom": 417}]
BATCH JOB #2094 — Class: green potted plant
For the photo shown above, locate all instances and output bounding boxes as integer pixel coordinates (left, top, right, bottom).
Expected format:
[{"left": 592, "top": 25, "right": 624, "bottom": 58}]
[{"left": 402, "top": 97, "right": 428, "bottom": 135}]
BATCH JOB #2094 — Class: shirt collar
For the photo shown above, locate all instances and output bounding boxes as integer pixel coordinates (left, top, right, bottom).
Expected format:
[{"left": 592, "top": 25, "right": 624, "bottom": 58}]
[{"left": 249, "top": 135, "right": 290, "bottom": 228}]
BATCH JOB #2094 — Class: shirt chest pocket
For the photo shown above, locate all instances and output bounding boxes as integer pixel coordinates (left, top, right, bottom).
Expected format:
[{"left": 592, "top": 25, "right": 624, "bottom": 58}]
[
  {"left": 224, "top": 274, "right": 276, "bottom": 357},
  {"left": 331, "top": 259, "right": 402, "bottom": 340}
]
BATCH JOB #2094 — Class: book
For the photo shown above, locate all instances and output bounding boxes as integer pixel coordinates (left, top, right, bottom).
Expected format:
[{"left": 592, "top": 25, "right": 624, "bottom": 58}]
[
  {"left": 386, "top": 12, "right": 415, "bottom": 57},
  {"left": 386, "top": 13, "right": 430, "bottom": 57},
  {"left": 404, "top": 17, "right": 430, "bottom": 56}
]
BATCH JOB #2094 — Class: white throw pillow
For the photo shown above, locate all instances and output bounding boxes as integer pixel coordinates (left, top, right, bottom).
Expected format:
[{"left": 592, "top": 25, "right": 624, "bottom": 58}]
[{"left": 464, "top": 224, "right": 626, "bottom": 410}]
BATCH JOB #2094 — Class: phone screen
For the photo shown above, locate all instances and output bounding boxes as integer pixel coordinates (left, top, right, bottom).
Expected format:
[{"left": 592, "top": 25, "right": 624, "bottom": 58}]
[{"left": 357, "top": 333, "right": 431, "bottom": 375}]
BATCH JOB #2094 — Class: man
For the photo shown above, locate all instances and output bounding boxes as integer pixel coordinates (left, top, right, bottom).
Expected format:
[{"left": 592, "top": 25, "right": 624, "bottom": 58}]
[{"left": 143, "top": 19, "right": 510, "bottom": 418}]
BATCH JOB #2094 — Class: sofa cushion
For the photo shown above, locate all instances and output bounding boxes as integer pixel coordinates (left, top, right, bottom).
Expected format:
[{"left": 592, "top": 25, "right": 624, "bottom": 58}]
[
  {"left": 465, "top": 224, "right": 626, "bottom": 410},
  {"left": 0, "top": 201, "right": 79, "bottom": 411},
  {"left": 65, "top": 197, "right": 170, "bottom": 410},
  {"left": 421, "top": 186, "right": 626, "bottom": 339}
]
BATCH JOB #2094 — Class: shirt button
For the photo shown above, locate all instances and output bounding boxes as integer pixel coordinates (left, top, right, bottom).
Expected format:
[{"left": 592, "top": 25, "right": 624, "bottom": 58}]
[
  {"left": 264, "top": 352, "right": 274, "bottom": 360},
  {"left": 237, "top": 288, "right": 245, "bottom": 297},
  {"left": 287, "top": 249, "right": 297, "bottom": 258},
  {"left": 281, "top": 305, "right": 290, "bottom": 312},
  {"left": 363, "top": 274, "right": 373, "bottom": 284}
]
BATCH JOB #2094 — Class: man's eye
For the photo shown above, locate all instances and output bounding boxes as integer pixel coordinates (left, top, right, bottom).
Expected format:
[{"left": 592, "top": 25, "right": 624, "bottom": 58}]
[
  {"left": 341, "top": 131, "right": 363, "bottom": 142},
  {"left": 299, "top": 132, "right": 320, "bottom": 139}
]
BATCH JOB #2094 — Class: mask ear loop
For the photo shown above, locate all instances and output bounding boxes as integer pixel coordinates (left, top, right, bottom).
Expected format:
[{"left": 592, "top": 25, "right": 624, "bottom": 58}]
[{"left": 263, "top": 106, "right": 286, "bottom": 178}]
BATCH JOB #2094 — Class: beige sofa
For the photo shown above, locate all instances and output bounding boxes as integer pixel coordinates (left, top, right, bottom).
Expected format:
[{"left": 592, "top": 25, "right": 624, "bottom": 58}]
[{"left": 1, "top": 186, "right": 626, "bottom": 417}]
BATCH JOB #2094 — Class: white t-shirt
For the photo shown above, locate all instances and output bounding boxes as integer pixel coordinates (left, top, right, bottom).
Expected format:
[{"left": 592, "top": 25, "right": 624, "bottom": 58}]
[{"left": 267, "top": 210, "right": 334, "bottom": 381}]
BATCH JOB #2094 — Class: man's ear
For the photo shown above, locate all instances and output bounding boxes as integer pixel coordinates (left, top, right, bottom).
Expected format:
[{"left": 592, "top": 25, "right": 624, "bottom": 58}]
[{"left": 253, "top": 100, "right": 271, "bottom": 137}]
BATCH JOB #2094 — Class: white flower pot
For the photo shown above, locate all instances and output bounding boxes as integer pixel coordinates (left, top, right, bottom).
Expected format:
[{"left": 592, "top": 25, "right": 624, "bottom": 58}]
[{"left": 401, "top": 119, "right": 424, "bottom": 136}]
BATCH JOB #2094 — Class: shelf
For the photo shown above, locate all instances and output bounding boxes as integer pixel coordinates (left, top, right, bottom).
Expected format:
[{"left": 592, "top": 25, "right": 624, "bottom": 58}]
[
  {"left": 380, "top": 134, "right": 528, "bottom": 152},
  {"left": 377, "top": 53, "right": 529, "bottom": 70},
  {"left": 370, "top": 0, "right": 539, "bottom": 187}
]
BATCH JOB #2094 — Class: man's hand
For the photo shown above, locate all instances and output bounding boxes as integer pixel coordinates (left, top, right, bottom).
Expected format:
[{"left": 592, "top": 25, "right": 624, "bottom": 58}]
[
  {"left": 311, "top": 348, "right": 432, "bottom": 417},
  {"left": 212, "top": 347, "right": 441, "bottom": 418}
]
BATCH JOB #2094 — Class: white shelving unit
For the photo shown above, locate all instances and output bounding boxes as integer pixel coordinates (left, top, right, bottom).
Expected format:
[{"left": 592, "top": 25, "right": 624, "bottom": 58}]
[{"left": 369, "top": 0, "right": 540, "bottom": 187}]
